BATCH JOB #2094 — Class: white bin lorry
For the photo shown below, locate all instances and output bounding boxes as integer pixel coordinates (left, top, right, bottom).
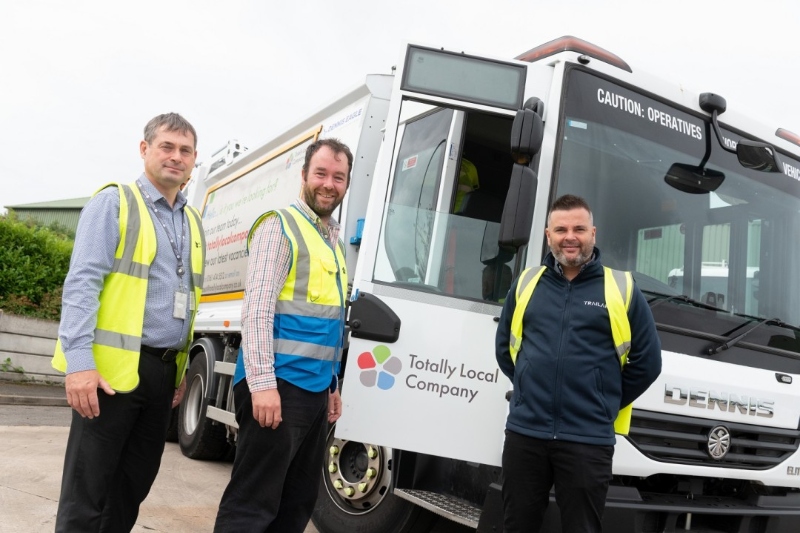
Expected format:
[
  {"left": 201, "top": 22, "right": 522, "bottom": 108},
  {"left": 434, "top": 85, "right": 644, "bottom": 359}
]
[{"left": 180, "top": 37, "right": 800, "bottom": 532}]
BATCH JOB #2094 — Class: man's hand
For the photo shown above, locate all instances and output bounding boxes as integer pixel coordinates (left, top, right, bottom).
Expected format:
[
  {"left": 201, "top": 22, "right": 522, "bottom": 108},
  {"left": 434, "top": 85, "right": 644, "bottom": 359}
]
[
  {"left": 171, "top": 377, "right": 187, "bottom": 408},
  {"left": 328, "top": 390, "right": 342, "bottom": 423},
  {"left": 252, "top": 389, "right": 282, "bottom": 429},
  {"left": 65, "top": 369, "right": 115, "bottom": 419}
]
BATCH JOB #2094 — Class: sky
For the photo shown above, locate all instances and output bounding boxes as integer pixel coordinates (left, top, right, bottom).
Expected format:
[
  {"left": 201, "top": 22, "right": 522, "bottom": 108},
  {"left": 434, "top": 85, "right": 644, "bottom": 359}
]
[{"left": 1, "top": 0, "right": 798, "bottom": 211}]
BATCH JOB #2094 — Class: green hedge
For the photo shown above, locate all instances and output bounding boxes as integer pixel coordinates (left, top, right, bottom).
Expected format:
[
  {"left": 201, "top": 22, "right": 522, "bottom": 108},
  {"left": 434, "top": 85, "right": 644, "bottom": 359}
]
[{"left": 0, "top": 213, "right": 73, "bottom": 320}]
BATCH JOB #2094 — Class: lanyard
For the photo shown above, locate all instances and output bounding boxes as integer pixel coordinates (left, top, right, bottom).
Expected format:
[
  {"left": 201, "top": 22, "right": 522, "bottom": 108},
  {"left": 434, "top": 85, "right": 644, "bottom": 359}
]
[{"left": 137, "top": 180, "right": 187, "bottom": 280}]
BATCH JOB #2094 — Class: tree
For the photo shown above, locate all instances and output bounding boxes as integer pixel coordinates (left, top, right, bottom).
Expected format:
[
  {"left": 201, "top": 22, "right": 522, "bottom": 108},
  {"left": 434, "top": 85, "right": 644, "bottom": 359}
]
[{"left": 0, "top": 212, "right": 73, "bottom": 320}]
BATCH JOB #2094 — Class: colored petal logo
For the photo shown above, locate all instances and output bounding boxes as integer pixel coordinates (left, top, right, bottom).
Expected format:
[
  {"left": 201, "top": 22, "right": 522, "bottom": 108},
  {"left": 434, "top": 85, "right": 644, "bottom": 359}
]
[{"left": 357, "top": 345, "right": 402, "bottom": 390}]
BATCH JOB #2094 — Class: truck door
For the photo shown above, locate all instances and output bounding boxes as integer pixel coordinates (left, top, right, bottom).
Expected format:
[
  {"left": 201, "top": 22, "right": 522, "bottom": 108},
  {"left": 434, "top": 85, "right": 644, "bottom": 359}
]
[{"left": 337, "top": 45, "right": 531, "bottom": 466}]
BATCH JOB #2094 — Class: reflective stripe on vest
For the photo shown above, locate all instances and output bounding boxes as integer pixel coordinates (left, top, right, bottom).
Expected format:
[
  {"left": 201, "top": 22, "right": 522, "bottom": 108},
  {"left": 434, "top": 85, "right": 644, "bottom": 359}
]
[
  {"left": 52, "top": 182, "right": 204, "bottom": 391},
  {"left": 508, "top": 265, "right": 634, "bottom": 434}
]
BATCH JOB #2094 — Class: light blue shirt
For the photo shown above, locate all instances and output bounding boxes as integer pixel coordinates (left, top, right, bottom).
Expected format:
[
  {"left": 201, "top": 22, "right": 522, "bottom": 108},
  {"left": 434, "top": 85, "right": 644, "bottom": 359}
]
[{"left": 58, "top": 175, "right": 194, "bottom": 373}]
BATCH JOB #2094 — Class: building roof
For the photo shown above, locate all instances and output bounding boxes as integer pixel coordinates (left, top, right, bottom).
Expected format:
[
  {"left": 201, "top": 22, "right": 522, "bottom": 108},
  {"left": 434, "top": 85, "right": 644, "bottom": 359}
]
[{"left": 6, "top": 197, "right": 90, "bottom": 210}]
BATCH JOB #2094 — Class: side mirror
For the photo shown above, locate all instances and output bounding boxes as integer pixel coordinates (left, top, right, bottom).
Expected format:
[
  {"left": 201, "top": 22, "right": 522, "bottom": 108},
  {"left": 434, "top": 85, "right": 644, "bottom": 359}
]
[
  {"left": 499, "top": 164, "right": 537, "bottom": 249},
  {"left": 664, "top": 163, "right": 725, "bottom": 194},
  {"left": 511, "top": 109, "right": 543, "bottom": 161},
  {"left": 737, "top": 139, "right": 782, "bottom": 172},
  {"left": 500, "top": 105, "right": 542, "bottom": 251}
]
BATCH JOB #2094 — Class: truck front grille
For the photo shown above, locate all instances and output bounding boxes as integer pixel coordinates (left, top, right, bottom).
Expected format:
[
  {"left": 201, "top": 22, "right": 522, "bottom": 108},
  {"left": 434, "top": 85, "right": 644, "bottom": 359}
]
[{"left": 627, "top": 409, "right": 800, "bottom": 470}]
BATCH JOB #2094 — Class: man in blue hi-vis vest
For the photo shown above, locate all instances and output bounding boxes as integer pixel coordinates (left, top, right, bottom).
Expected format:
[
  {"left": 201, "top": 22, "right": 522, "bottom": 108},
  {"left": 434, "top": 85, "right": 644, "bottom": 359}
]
[{"left": 495, "top": 194, "right": 661, "bottom": 533}]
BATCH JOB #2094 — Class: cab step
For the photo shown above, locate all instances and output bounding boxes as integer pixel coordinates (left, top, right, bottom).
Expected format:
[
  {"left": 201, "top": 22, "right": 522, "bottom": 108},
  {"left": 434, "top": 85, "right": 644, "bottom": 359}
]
[{"left": 394, "top": 488, "right": 481, "bottom": 528}]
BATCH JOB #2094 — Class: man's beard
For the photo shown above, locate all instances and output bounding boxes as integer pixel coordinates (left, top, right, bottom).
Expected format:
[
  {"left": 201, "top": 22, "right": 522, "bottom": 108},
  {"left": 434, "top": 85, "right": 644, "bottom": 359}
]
[
  {"left": 551, "top": 244, "right": 592, "bottom": 268},
  {"left": 303, "top": 187, "right": 339, "bottom": 218}
]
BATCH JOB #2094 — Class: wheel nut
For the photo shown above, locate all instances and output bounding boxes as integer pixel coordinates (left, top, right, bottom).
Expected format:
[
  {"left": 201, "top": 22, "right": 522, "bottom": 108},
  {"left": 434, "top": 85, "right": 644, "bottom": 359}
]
[
  {"left": 333, "top": 479, "right": 343, "bottom": 489},
  {"left": 358, "top": 482, "right": 369, "bottom": 493},
  {"left": 330, "top": 445, "right": 340, "bottom": 456},
  {"left": 344, "top": 487, "right": 355, "bottom": 496},
  {"left": 366, "top": 468, "right": 376, "bottom": 479},
  {"left": 328, "top": 462, "right": 338, "bottom": 473},
  {"left": 367, "top": 446, "right": 377, "bottom": 458}
]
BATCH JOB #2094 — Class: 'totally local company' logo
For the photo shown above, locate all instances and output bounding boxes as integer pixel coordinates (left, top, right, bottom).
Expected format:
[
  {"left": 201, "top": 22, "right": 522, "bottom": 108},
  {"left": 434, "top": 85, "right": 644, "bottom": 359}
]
[
  {"left": 358, "top": 346, "right": 502, "bottom": 403},
  {"left": 358, "top": 345, "right": 402, "bottom": 390}
]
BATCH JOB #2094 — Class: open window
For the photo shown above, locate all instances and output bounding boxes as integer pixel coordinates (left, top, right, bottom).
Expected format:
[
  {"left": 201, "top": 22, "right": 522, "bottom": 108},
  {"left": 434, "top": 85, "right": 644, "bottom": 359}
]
[{"left": 373, "top": 102, "right": 518, "bottom": 303}]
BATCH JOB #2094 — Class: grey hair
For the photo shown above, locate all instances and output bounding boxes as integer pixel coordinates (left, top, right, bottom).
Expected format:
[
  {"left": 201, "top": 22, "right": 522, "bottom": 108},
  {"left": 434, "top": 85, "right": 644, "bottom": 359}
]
[{"left": 143, "top": 113, "right": 197, "bottom": 149}]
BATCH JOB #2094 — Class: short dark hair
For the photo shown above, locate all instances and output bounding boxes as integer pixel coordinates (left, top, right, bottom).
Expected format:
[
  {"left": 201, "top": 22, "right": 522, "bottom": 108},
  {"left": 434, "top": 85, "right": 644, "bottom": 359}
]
[
  {"left": 302, "top": 138, "right": 353, "bottom": 185},
  {"left": 548, "top": 194, "right": 593, "bottom": 225},
  {"left": 143, "top": 113, "right": 197, "bottom": 149}
]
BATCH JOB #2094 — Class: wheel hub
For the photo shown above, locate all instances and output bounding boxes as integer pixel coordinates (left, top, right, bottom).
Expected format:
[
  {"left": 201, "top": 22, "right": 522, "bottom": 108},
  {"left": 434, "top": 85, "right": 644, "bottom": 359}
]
[{"left": 324, "top": 427, "right": 391, "bottom": 514}]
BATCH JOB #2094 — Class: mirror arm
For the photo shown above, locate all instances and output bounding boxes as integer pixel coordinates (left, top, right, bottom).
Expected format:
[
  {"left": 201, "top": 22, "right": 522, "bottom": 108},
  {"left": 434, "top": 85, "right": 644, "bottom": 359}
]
[
  {"left": 698, "top": 121, "right": 712, "bottom": 168},
  {"left": 709, "top": 110, "right": 736, "bottom": 155}
]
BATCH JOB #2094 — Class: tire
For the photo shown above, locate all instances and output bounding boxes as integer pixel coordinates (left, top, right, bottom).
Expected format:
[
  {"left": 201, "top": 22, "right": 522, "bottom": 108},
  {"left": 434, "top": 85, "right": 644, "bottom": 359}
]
[
  {"left": 178, "top": 351, "right": 229, "bottom": 460},
  {"left": 311, "top": 424, "right": 437, "bottom": 533},
  {"left": 165, "top": 406, "right": 179, "bottom": 442}
]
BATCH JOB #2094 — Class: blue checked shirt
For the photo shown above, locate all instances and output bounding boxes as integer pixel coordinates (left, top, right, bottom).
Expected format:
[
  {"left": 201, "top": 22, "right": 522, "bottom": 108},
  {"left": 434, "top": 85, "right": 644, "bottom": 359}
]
[{"left": 58, "top": 175, "right": 194, "bottom": 373}]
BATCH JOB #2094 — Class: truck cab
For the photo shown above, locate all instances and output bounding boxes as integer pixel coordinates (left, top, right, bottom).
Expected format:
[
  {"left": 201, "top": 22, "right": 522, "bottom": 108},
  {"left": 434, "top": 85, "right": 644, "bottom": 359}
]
[{"left": 328, "top": 39, "right": 800, "bottom": 532}]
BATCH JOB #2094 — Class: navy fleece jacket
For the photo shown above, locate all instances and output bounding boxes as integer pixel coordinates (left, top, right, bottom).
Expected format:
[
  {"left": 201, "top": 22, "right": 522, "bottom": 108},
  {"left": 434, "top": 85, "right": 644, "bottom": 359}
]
[{"left": 495, "top": 249, "right": 662, "bottom": 445}]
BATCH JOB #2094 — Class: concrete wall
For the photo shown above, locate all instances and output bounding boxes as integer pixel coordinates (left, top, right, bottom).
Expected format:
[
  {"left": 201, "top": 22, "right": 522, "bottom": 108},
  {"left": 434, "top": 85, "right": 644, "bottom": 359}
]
[{"left": 0, "top": 311, "right": 63, "bottom": 384}]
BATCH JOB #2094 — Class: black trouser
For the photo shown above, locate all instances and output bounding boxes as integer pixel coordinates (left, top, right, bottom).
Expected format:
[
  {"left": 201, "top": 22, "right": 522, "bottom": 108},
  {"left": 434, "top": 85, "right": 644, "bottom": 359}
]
[
  {"left": 55, "top": 350, "right": 177, "bottom": 533},
  {"left": 214, "top": 378, "right": 329, "bottom": 533},
  {"left": 501, "top": 430, "right": 614, "bottom": 533}
]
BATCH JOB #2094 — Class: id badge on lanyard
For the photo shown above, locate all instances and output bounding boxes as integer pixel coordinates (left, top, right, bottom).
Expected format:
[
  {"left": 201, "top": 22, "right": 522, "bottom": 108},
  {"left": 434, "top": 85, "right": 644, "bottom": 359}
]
[
  {"left": 173, "top": 290, "right": 197, "bottom": 319},
  {"left": 173, "top": 291, "right": 187, "bottom": 319}
]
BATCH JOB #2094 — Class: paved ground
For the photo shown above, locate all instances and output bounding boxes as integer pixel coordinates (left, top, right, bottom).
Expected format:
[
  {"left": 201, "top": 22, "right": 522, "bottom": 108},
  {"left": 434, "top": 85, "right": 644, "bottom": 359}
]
[
  {"left": 0, "top": 380, "right": 320, "bottom": 533},
  {"left": 0, "top": 380, "right": 473, "bottom": 533},
  {"left": 0, "top": 426, "right": 243, "bottom": 533}
]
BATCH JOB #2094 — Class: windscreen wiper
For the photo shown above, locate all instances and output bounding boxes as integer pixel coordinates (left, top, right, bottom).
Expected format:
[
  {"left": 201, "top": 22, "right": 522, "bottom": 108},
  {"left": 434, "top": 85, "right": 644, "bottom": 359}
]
[
  {"left": 707, "top": 317, "right": 787, "bottom": 355},
  {"left": 643, "top": 290, "right": 723, "bottom": 312}
]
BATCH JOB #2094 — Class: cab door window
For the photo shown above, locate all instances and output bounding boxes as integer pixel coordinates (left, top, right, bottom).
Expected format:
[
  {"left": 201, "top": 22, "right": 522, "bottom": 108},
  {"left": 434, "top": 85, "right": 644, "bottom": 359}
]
[
  {"left": 380, "top": 108, "right": 452, "bottom": 285},
  {"left": 374, "top": 103, "right": 518, "bottom": 303}
]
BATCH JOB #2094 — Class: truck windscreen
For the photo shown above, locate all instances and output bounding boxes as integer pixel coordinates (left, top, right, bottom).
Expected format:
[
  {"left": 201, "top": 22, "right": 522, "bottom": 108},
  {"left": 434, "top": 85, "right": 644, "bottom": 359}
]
[{"left": 554, "top": 68, "right": 800, "bottom": 329}]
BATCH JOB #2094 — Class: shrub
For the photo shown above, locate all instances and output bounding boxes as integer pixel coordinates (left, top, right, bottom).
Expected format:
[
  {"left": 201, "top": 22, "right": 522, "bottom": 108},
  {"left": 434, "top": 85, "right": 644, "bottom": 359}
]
[{"left": 0, "top": 213, "right": 73, "bottom": 320}]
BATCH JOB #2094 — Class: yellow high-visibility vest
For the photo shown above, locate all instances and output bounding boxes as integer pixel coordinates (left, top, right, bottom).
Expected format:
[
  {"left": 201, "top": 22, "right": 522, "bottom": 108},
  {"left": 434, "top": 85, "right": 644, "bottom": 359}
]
[
  {"left": 52, "top": 182, "right": 205, "bottom": 391},
  {"left": 509, "top": 265, "right": 634, "bottom": 434},
  {"left": 246, "top": 207, "right": 346, "bottom": 392}
]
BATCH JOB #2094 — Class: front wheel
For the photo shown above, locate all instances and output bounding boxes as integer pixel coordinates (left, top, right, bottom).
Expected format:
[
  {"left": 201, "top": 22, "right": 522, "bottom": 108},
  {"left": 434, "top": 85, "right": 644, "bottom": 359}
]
[
  {"left": 178, "top": 350, "right": 229, "bottom": 460},
  {"left": 311, "top": 424, "right": 436, "bottom": 533}
]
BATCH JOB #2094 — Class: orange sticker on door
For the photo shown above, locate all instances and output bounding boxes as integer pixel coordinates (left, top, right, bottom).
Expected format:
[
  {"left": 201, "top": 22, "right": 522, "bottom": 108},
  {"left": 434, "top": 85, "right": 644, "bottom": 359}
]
[{"left": 402, "top": 155, "right": 418, "bottom": 171}]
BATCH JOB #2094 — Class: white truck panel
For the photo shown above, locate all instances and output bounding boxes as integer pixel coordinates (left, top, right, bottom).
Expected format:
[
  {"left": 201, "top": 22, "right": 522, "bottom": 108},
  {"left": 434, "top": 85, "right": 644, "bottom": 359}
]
[
  {"left": 636, "top": 351, "right": 800, "bottom": 429},
  {"left": 338, "top": 291, "right": 511, "bottom": 467}
]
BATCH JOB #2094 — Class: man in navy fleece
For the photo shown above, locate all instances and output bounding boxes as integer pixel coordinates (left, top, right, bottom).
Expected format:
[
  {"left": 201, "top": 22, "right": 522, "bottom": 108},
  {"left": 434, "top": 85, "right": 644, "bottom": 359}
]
[{"left": 495, "top": 194, "right": 661, "bottom": 533}]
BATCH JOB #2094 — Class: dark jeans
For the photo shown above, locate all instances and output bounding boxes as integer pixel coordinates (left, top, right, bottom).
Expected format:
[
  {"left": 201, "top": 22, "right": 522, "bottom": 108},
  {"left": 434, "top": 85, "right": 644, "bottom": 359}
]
[
  {"left": 214, "top": 378, "right": 329, "bottom": 533},
  {"left": 55, "top": 351, "right": 177, "bottom": 533},
  {"left": 501, "top": 430, "right": 614, "bottom": 533}
]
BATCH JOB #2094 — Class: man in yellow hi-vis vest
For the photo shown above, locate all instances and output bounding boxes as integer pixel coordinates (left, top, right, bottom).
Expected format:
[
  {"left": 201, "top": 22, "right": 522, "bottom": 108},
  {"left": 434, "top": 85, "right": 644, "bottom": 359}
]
[
  {"left": 215, "top": 139, "right": 350, "bottom": 533},
  {"left": 495, "top": 194, "right": 661, "bottom": 533},
  {"left": 52, "top": 113, "right": 204, "bottom": 532}
]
